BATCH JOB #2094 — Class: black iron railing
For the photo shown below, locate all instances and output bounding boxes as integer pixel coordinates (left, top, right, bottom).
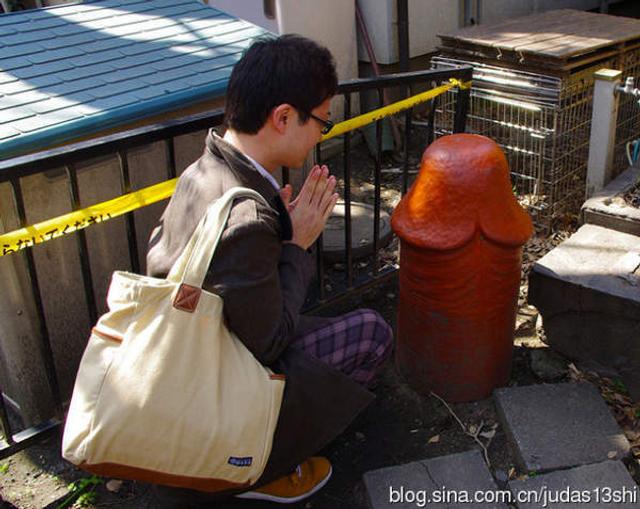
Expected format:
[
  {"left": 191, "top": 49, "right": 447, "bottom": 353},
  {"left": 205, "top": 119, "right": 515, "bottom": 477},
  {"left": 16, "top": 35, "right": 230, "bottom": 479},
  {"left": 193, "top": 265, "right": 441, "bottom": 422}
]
[{"left": 0, "top": 66, "right": 471, "bottom": 459}]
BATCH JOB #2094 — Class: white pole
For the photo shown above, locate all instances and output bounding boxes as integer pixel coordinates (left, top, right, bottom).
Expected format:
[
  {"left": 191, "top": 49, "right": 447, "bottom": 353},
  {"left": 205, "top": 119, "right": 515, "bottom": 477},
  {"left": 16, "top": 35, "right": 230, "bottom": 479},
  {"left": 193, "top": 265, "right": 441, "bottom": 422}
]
[{"left": 586, "top": 69, "right": 622, "bottom": 198}]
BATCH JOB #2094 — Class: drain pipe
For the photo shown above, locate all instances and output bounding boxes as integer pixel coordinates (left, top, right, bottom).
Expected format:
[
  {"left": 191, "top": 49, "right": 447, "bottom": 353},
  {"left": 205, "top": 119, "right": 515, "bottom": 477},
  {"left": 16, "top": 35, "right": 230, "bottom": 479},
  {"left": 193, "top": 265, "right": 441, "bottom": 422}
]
[
  {"left": 355, "top": 2, "right": 381, "bottom": 77},
  {"left": 463, "top": 0, "right": 473, "bottom": 26},
  {"left": 463, "top": 0, "right": 481, "bottom": 26},
  {"left": 397, "top": 0, "right": 409, "bottom": 73}
]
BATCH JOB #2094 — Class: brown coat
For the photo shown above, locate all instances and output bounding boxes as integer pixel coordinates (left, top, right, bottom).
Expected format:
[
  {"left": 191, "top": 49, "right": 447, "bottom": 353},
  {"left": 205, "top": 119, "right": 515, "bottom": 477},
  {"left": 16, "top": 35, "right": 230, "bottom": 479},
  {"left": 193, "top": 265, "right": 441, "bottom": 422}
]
[{"left": 146, "top": 131, "right": 373, "bottom": 505}]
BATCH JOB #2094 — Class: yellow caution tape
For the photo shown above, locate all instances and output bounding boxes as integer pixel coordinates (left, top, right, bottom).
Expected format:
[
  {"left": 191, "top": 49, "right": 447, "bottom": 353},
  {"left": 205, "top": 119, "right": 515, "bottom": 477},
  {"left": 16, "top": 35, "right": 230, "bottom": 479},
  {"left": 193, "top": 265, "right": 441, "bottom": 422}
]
[
  {"left": 1, "top": 179, "right": 177, "bottom": 257},
  {"left": 321, "top": 78, "right": 472, "bottom": 142},
  {"left": 0, "top": 78, "right": 471, "bottom": 257}
]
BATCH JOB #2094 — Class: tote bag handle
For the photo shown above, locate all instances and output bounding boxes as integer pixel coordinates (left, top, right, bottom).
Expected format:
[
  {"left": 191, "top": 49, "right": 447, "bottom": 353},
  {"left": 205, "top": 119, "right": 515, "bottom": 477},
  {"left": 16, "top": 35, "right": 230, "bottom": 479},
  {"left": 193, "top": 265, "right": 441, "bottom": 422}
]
[{"left": 166, "top": 187, "right": 268, "bottom": 288}]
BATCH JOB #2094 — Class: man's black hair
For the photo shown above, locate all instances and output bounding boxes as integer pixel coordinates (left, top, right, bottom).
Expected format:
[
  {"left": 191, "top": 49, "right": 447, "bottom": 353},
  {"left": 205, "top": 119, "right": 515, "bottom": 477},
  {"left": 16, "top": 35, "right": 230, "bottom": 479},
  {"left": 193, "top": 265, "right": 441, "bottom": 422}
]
[{"left": 224, "top": 34, "right": 338, "bottom": 134}]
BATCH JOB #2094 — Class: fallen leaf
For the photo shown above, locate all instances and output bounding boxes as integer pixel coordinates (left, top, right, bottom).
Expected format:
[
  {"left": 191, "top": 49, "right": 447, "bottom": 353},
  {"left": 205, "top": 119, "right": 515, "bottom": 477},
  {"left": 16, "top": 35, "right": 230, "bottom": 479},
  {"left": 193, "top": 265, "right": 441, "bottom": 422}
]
[
  {"left": 428, "top": 435, "right": 440, "bottom": 444},
  {"left": 626, "top": 430, "right": 640, "bottom": 441},
  {"left": 607, "top": 451, "right": 617, "bottom": 459}
]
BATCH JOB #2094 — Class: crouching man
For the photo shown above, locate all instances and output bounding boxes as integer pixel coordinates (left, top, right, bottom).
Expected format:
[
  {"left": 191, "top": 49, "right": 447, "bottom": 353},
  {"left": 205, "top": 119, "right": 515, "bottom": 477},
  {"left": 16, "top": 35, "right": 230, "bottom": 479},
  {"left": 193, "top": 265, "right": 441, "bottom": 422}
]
[{"left": 146, "top": 34, "right": 393, "bottom": 506}]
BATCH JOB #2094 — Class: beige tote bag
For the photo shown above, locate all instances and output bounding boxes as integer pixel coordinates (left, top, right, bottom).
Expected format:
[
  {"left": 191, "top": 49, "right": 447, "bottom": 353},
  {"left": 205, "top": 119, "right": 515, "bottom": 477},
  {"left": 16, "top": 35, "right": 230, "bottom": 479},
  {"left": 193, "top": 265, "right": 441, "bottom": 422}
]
[{"left": 62, "top": 187, "right": 285, "bottom": 492}]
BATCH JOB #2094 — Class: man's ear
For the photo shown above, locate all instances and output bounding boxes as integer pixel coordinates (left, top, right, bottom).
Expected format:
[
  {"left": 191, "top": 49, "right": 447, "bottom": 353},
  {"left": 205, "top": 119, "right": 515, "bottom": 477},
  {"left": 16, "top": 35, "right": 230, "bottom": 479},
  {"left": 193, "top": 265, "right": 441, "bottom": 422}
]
[{"left": 270, "top": 104, "right": 293, "bottom": 134}]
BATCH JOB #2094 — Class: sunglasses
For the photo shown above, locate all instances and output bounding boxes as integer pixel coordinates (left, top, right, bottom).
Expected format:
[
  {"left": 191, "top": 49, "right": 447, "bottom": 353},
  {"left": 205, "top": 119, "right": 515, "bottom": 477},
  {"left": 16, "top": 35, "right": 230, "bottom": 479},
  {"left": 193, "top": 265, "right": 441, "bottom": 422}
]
[{"left": 308, "top": 112, "right": 334, "bottom": 135}]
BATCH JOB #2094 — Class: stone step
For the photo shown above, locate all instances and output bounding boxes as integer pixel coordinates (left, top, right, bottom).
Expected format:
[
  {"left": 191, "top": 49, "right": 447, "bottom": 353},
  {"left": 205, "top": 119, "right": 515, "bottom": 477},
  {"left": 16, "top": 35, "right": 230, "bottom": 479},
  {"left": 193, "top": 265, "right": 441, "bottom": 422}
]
[
  {"left": 528, "top": 224, "right": 640, "bottom": 398},
  {"left": 582, "top": 166, "right": 640, "bottom": 237},
  {"left": 494, "top": 382, "right": 631, "bottom": 473},
  {"left": 363, "top": 449, "right": 508, "bottom": 509},
  {"left": 508, "top": 460, "right": 638, "bottom": 509}
]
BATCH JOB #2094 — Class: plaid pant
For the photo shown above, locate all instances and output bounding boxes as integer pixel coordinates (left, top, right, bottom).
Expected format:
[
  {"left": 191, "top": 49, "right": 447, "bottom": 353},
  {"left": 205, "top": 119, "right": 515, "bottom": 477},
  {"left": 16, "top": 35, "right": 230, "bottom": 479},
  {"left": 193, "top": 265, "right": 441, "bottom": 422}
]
[{"left": 291, "top": 309, "right": 393, "bottom": 387}]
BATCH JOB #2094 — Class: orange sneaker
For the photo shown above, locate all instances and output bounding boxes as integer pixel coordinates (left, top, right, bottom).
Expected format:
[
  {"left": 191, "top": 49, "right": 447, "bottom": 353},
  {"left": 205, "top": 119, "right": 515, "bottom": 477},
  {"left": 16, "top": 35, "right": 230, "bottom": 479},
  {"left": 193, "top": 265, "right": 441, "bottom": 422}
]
[{"left": 236, "top": 457, "right": 332, "bottom": 503}]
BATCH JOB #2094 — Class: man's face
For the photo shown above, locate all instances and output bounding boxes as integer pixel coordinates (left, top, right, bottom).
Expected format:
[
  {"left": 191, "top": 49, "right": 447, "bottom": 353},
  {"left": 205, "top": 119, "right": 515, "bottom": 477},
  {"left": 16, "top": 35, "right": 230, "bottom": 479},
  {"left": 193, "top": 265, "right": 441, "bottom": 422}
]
[{"left": 284, "top": 98, "right": 332, "bottom": 169}]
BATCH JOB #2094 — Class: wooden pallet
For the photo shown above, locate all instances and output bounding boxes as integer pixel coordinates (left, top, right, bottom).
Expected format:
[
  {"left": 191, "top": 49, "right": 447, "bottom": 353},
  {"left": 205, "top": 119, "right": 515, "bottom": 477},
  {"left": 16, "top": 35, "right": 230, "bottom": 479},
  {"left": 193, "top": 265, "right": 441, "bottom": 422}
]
[{"left": 439, "top": 9, "right": 640, "bottom": 72}]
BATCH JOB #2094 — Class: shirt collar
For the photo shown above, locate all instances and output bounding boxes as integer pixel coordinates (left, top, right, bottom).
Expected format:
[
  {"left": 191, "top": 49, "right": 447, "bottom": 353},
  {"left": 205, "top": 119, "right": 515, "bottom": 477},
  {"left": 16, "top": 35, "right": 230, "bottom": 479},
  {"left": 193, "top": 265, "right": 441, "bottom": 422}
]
[{"left": 243, "top": 153, "right": 281, "bottom": 192}]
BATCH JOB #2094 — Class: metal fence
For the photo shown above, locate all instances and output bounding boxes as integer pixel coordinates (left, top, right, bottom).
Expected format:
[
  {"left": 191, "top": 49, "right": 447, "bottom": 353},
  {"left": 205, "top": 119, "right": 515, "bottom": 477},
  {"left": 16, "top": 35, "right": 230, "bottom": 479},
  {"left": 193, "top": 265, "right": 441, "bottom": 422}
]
[{"left": 0, "top": 66, "right": 472, "bottom": 459}]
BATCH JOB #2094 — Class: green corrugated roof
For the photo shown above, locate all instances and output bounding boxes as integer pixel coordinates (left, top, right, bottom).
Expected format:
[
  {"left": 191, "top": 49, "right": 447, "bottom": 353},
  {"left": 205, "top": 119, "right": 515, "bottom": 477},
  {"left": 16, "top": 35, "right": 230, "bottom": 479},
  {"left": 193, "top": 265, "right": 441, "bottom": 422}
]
[{"left": 0, "top": 0, "right": 270, "bottom": 160}]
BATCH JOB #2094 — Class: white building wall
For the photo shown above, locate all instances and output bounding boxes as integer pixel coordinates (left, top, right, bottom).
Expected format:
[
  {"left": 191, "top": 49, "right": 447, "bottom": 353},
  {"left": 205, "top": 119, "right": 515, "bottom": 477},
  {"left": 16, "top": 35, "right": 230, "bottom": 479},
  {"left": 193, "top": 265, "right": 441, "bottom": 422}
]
[{"left": 207, "top": 0, "right": 357, "bottom": 83}]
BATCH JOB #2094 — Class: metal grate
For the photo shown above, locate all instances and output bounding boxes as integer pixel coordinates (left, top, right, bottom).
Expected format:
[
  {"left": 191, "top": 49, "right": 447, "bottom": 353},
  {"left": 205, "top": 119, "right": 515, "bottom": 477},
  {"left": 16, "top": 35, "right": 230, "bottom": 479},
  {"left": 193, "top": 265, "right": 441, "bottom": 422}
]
[{"left": 432, "top": 54, "right": 638, "bottom": 230}]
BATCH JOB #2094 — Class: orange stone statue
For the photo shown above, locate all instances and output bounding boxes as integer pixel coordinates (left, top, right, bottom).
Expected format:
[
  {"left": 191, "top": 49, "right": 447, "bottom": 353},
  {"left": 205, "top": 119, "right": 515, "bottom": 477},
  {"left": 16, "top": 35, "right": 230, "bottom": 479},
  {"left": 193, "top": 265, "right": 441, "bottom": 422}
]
[{"left": 391, "top": 134, "right": 533, "bottom": 402}]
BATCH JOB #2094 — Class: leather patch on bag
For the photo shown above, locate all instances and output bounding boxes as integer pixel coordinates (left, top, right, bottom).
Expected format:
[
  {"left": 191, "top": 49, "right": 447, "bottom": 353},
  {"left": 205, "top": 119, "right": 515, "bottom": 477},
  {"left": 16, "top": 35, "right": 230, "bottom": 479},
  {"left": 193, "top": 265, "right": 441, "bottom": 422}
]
[
  {"left": 269, "top": 374, "right": 286, "bottom": 381},
  {"left": 173, "top": 284, "right": 201, "bottom": 312}
]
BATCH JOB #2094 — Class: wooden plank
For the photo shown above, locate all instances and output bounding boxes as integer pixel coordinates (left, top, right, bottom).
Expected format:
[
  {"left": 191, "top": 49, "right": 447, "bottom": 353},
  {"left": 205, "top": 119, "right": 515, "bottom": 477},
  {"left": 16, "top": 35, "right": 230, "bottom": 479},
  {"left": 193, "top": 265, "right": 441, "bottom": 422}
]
[
  {"left": 436, "top": 47, "right": 569, "bottom": 76},
  {"left": 439, "top": 10, "right": 582, "bottom": 46},
  {"left": 562, "top": 48, "right": 619, "bottom": 70},
  {"left": 530, "top": 36, "right": 618, "bottom": 58},
  {"left": 437, "top": 11, "right": 556, "bottom": 47},
  {"left": 437, "top": 42, "right": 621, "bottom": 74},
  {"left": 514, "top": 16, "right": 609, "bottom": 56},
  {"left": 490, "top": 14, "right": 615, "bottom": 55},
  {"left": 439, "top": 9, "right": 640, "bottom": 60},
  {"left": 522, "top": 19, "right": 640, "bottom": 58}
]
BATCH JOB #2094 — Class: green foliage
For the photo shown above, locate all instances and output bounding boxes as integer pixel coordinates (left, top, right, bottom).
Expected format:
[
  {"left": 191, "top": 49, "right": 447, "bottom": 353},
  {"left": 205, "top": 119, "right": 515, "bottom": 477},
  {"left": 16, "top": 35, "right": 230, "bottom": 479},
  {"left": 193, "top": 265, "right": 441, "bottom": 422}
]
[
  {"left": 56, "top": 475, "right": 103, "bottom": 509},
  {"left": 76, "top": 491, "right": 98, "bottom": 507},
  {"left": 0, "top": 463, "right": 9, "bottom": 474}
]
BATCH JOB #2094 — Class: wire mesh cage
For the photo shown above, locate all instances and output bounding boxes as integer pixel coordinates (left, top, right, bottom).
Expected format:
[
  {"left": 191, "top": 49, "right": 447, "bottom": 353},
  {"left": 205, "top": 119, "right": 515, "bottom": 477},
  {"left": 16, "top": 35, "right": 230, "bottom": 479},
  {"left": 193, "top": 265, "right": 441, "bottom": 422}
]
[{"left": 432, "top": 55, "right": 626, "bottom": 230}]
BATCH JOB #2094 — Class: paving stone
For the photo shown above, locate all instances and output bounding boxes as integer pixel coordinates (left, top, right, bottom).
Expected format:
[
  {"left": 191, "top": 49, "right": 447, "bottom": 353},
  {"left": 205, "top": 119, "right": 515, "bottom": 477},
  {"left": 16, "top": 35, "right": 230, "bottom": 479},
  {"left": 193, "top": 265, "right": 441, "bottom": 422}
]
[
  {"left": 508, "top": 460, "right": 639, "bottom": 509},
  {"left": 582, "top": 166, "right": 640, "bottom": 237},
  {"left": 494, "top": 382, "right": 631, "bottom": 473},
  {"left": 528, "top": 224, "right": 640, "bottom": 371},
  {"left": 363, "top": 449, "right": 508, "bottom": 509}
]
